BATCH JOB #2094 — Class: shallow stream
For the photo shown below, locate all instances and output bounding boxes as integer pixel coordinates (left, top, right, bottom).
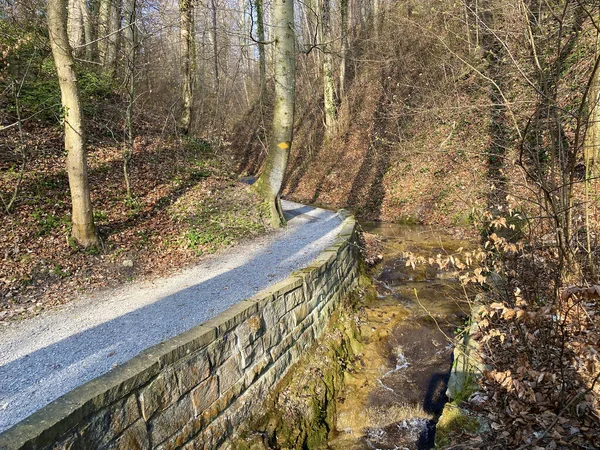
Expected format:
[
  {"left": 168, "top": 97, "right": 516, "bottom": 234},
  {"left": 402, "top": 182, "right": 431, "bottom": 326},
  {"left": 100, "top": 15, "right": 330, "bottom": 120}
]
[{"left": 328, "top": 223, "right": 474, "bottom": 450}]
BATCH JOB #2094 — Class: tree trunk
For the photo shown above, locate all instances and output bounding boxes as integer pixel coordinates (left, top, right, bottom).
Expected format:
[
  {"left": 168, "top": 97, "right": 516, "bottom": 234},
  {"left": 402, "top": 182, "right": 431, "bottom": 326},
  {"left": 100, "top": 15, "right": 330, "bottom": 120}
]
[
  {"left": 322, "top": 0, "right": 336, "bottom": 130},
  {"left": 98, "top": 0, "right": 120, "bottom": 75},
  {"left": 339, "top": 0, "right": 348, "bottom": 98},
  {"left": 255, "top": 0, "right": 267, "bottom": 100},
  {"left": 586, "top": 29, "right": 600, "bottom": 178},
  {"left": 179, "top": 0, "right": 194, "bottom": 134},
  {"left": 372, "top": 0, "right": 378, "bottom": 36},
  {"left": 67, "top": 0, "right": 85, "bottom": 55},
  {"left": 252, "top": 0, "right": 296, "bottom": 227},
  {"left": 47, "top": 0, "right": 99, "bottom": 247},
  {"left": 80, "top": 0, "right": 93, "bottom": 60},
  {"left": 123, "top": 0, "right": 136, "bottom": 198},
  {"left": 210, "top": 0, "right": 220, "bottom": 93},
  {"left": 97, "top": 0, "right": 110, "bottom": 65},
  {"left": 105, "top": 0, "right": 120, "bottom": 75}
]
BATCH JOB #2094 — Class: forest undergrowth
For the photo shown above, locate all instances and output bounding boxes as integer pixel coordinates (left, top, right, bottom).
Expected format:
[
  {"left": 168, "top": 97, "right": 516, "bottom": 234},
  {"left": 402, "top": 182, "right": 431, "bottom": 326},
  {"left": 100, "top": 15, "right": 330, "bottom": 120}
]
[{"left": 0, "top": 128, "right": 268, "bottom": 322}]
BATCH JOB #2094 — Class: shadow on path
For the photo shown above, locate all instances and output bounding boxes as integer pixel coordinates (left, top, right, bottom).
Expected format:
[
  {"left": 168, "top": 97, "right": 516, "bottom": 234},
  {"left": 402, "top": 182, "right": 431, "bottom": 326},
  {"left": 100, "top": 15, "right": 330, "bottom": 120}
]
[{"left": 0, "top": 205, "right": 341, "bottom": 432}]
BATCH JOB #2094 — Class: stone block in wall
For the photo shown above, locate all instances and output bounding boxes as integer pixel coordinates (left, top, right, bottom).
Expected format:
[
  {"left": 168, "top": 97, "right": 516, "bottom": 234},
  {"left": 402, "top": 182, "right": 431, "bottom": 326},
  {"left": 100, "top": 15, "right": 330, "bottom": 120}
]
[
  {"left": 292, "top": 267, "right": 319, "bottom": 303},
  {"left": 206, "top": 334, "right": 235, "bottom": 368},
  {"left": 239, "top": 336, "right": 264, "bottom": 369},
  {"left": 279, "top": 309, "right": 296, "bottom": 332},
  {"left": 262, "top": 322, "right": 287, "bottom": 354},
  {"left": 154, "top": 414, "right": 203, "bottom": 450},
  {"left": 43, "top": 432, "right": 78, "bottom": 450},
  {"left": 142, "top": 326, "right": 216, "bottom": 369},
  {"left": 105, "top": 419, "right": 150, "bottom": 450},
  {"left": 175, "top": 351, "right": 211, "bottom": 397},
  {"left": 190, "top": 414, "right": 229, "bottom": 450},
  {"left": 293, "top": 303, "right": 309, "bottom": 325},
  {"left": 284, "top": 287, "right": 304, "bottom": 312},
  {"left": 234, "top": 314, "right": 263, "bottom": 347},
  {"left": 202, "top": 301, "right": 258, "bottom": 337},
  {"left": 139, "top": 369, "right": 180, "bottom": 421},
  {"left": 149, "top": 394, "right": 194, "bottom": 446},
  {"left": 260, "top": 294, "right": 287, "bottom": 329},
  {"left": 200, "top": 376, "right": 244, "bottom": 426},
  {"left": 288, "top": 325, "right": 316, "bottom": 365},
  {"left": 191, "top": 376, "right": 219, "bottom": 417},
  {"left": 217, "top": 353, "right": 243, "bottom": 394},
  {"left": 243, "top": 352, "right": 272, "bottom": 387},
  {"left": 76, "top": 394, "right": 140, "bottom": 449},
  {"left": 269, "top": 332, "right": 293, "bottom": 362}
]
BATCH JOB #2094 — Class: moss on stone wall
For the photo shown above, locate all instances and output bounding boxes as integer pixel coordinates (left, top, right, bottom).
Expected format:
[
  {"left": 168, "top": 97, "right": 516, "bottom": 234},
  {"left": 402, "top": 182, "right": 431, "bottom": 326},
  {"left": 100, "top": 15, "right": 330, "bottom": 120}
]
[{"left": 224, "top": 296, "right": 364, "bottom": 450}]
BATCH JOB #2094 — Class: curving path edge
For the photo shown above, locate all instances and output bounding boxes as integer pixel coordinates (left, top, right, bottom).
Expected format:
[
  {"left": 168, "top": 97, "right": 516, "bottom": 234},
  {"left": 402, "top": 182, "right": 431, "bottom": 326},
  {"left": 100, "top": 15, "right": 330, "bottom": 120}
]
[{"left": 0, "top": 200, "right": 345, "bottom": 433}]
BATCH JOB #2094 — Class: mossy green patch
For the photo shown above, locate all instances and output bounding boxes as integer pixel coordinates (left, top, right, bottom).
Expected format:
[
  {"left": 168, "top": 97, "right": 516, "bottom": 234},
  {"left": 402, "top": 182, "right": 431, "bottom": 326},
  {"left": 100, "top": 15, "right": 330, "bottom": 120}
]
[
  {"left": 226, "top": 294, "right": 367, "bottom": 450},
  {"left": 435, "top": 403, "right": 480, "bottom": 448}
]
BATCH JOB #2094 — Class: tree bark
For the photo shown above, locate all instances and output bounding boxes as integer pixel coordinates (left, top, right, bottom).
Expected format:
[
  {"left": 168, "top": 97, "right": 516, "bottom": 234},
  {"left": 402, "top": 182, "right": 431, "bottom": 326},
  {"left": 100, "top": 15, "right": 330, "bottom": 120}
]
[
  {"left": 67, "top": 0, "right": 84, "bottom": 55},
  {"left": 252, "top": 0, "right": 296, "bottom": 227},
  {"left": 123, "top": 0, "right": 136, "bottom": 198},
  {"left": 106, "top": 0, "right": 120, "bottom": 75},
  {"left": 255, "top": 0, "right": 267, "bottom": 100},
  {"left": 47, "top": 0, "right": 99, "bottom": 247},
  {"left": 339, "top": 0, "right": 348, "bottom": 98},
  {"left": 80, "top": 0, "right": 93, "bottom": 60},
  {"left": 98, "top": 0, "right": 120, "bottom": 75},
  {"left": 210, "top": 0, "right": 220, "bottom": 93},
  {"left": 179, "top": 0, "right": 194, "bottom": 134},
  {"left": 97, "top": 0, "right": 110, "bottom": 65},
  {"left": 322, "top": 0, "right": 336, "bottom": 130},
  {"left": 586, "top": 26, "right": 600, "bottom": 178}
]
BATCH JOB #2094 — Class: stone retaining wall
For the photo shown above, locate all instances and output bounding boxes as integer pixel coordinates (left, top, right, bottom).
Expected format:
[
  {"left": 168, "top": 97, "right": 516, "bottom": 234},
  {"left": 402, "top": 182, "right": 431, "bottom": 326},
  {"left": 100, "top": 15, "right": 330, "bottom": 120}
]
[{"left": 0, "top": 215, "right": 359, "bottom": 450}]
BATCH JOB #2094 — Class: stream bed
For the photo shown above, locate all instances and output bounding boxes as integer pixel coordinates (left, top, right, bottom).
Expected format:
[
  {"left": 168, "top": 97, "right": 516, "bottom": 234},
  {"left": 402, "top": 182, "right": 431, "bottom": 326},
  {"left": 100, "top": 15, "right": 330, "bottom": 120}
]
[{"left": 328, "top": 223, "right": 474, "bottom": 450}]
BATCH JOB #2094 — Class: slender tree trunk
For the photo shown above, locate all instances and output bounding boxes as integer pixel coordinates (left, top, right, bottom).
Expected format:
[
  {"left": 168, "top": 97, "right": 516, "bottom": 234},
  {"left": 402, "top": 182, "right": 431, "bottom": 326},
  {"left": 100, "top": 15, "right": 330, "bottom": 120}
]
[
  {"left": 48, "top": 0, "right": 99, "bottom": 247},
  {"left": 255, "top": 0, "right": 267, "bottom": 100},
  {"left": 372, "top": 0, "right": 378, "bottom": 35},
  {"left": 322, "top": 0, "right": 336, "bottom": 130},
  {"left": 253, "top": 0, "right": 296, "bottom": 227},
  {"left": 123, "top": 0, "right": 136, "bottom": 198},
  {"left": 67, "top": 0, "right": 85, "bottom": 55},
  {"left": 98, "top": 0, "right": 119, "bottom": 74},
  {"left": 339, "top": 0, "right": 348, "bottom": 98},
  {"left": 179, "top": 0, "right": 194, "bottom": 134},
  {"left": 97, "top": 0, "right": 110, "bottom": 63},
  {"left": 80, "top": 0, "right": 93, "bottom": 60},
  {"left": 105, "top": 0, "right": 120, "bottom": 75},
  {"left": 586, "top": 26, "right": 600, "bottom": 177},
  {"left": 210, "top": 0, "right": 220, "bottom": 93}
]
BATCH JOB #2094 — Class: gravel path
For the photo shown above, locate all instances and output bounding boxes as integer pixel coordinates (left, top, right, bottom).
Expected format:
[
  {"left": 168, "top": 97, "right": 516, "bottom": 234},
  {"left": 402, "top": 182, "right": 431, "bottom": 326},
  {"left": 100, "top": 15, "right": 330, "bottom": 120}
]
[{"left": 0, "top": 200, "right": 344, "bottom": 433}]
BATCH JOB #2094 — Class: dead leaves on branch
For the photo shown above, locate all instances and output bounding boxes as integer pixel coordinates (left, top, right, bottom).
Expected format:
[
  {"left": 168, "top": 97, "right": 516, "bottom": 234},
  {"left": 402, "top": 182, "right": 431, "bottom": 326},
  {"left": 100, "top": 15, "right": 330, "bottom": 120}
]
[{"left": 463, "top": 288, "right": 600, "bottom": 449}]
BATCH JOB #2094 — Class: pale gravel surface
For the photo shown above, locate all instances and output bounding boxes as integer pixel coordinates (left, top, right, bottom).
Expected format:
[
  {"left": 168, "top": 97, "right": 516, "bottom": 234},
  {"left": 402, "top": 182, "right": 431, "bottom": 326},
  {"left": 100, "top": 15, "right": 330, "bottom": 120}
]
[{"left": 0, "top": 200, "right": 344, "bottom": 433}]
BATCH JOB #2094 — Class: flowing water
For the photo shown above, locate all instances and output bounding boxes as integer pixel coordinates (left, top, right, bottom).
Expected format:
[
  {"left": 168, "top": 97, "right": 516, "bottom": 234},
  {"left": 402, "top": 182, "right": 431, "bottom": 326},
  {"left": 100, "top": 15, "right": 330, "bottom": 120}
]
[{"left": 328, "top": 223, "right": 474, "bottom": 450}]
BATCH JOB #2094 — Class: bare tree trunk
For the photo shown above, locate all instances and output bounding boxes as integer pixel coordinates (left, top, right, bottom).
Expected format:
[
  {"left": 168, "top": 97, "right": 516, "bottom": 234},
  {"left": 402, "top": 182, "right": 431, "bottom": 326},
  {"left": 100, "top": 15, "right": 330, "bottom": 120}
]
[
  {"left": 372, "top": 0, "right": 378, "bottom": 36},
  {"left": 105, "top": 0, "right": 120, "bottom": 75},
  {"left": 586, "top": 25, "right": 600, "bottom": 177},
  {"left": 123, "top": 0, "right": 136, "bottom": 198},
  {"left": 253, "top": 0, "right": 296, "bottom": 227},
  {"left": 67, "top": 0, "right": 85, "bottom": 55},
  {"left": 255, "top": 0, "right": 267, "bottom": 100},
  {"left": 322, "top": 0, "right": 336, "bottom": 130},
  {"left": 48, "top": 0, "right": 99, "bottom": 247},
  {"left": 339, "top": 0, "right": 348, "bottom": 98},
  {"left": 97, "top": 0, "right": 119, "bottom": 74},
  {"left": 80, "top": 0, "right": 93, "bottom": 60},
  {"left": 210, "top": 0, "right": 220, "bottom": 93},
  {"left": 179, "top": 0, "right": 194, "bottom": 134},
  {"left": 97, "top": 0, "right": 110, "bottom": 63}
]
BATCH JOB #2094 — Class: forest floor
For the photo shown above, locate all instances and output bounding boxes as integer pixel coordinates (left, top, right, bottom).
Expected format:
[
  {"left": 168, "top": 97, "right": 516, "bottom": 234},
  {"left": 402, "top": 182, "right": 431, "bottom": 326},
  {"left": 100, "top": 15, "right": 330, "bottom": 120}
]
[{"left": 0, "top": 130, "right": 270, "bottom": 322}]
